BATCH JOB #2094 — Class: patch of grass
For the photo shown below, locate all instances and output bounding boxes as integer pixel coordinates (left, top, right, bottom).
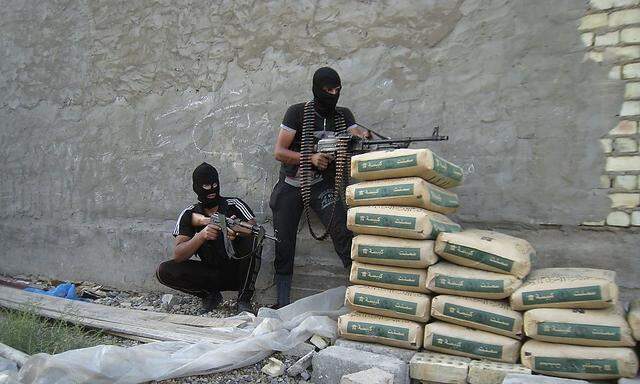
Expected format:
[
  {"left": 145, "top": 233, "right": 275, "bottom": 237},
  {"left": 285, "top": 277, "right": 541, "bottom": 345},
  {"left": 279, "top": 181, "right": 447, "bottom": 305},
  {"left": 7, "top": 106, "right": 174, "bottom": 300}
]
[{"left": 0, "top": 306, "right": 114, "bottom": 355}]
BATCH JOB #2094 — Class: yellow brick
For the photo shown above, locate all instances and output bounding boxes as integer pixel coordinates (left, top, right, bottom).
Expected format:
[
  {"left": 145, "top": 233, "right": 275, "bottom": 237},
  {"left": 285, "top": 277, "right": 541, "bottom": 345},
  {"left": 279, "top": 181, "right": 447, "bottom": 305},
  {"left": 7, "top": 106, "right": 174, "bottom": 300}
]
[
  {"left": 607, "top": 211, "right": 631, "bottom": 226},
  {"left": 609, "top": 120, "right": 638, "bottom": 135},
  {"left": 595, "top": 31, "right": 619, "bottom": 46},
  {"left": 606, "top": 156, "right": 640, "bottom": 171},
  {"left": 625, "top": 82, "right": 640, "bottom": 99},
  {"left": 609, "top": 193, "right": 640, "bottom": 208},
  {"left": 579, "top": 13, "right": 609, "bottom": 30},
  {"left": 609, "top": 9, "right": 640, "bottom": 27},
  {"left": 621, "top": 27, "right": 640, "bottom": 43}
]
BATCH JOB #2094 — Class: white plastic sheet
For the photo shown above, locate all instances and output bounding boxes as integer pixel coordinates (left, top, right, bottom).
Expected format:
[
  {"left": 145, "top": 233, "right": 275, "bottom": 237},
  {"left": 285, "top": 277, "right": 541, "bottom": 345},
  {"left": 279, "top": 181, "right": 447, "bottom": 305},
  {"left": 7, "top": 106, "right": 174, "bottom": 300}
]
[{"left": 3, "top": 286, "right": 348, "bottom": 384}]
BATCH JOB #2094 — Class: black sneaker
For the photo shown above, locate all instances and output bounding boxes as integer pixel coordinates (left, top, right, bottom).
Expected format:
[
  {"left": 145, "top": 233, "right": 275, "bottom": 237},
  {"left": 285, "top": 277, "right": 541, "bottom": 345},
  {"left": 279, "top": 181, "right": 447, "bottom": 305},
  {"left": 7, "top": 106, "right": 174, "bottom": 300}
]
[
  {"left": 199, "top": 291, "right": 223, "bottom": 314},
  {"left": 236, "top": 300, "right": 253, "bottom": 314}
]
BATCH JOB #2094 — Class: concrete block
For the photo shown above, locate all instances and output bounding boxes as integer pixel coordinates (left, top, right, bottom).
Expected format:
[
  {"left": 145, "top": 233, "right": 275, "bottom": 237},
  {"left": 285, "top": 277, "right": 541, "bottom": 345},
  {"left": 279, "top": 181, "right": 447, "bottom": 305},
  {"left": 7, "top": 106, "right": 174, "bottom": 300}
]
[
  {"left": 467, "top": 360, "right": 531, "bottom": 384},
  {"left": 409, "top": 351, "right": 470, "bottom": 384},
  {"left": 610, "top": 65, "right": 623, "bottom": 80},
  {"left": 614, "top": 138, "right": 639, "bottom": 153},
  {"left": 620, "top": 101, "right": 640, "bottom": 116},
  {"left": 581, "top": 32, "right": 595, "bottom": 46},
  {"left": 606, "top": 156, "right": 640, "bottom": 171},
  {"left": 609, "top": 193, "right": 640, "bottom": 208},
  {"left": 607, "top": 211, "right": 632, "bottom": 226},
  {"left": 625, "top": 82, "right": 640, "bottom": 99},
  {"left": 287, "top": 350, "right": 314, "bottom": 377},
  {"left": 622, "top": 28, "right": 640, "bottom": 43},
  {"left": 609, "top": 9, "right": 640, "bottom": 27},
  {"left": 334, "top": 339, "right": 417, "bottom": 363},
  {"left": 610, "top": 120, "right": 639, "bottom": 135},
  {"left": 595, "top": 31, "right": 619, "bottom": 46},
  {"left": 579, "top": 13, "right": 608, "bottom": 30},
  {"left": 601, "top": 138, "right": 613, "bottom": 153},
  {"left": 503, "top": 373, "right": 589, "bottom": 383},
  {"left": 340, "top": 367, "right": 393, "bottom": 384},
  {"left": 311, "top": 346, "right": 409, "bottom": 384},
  {"left": 614, "top": 175, "right": 638, "bottom": 190},
  {"left": 632, "top": 211, "right": 640, "bottom": 226},
  {"left": 623, "top": 64, "right": 640, "bottom": 80},
  {"left": 261, "top": 357, "right": 285, "bottom": 377}
]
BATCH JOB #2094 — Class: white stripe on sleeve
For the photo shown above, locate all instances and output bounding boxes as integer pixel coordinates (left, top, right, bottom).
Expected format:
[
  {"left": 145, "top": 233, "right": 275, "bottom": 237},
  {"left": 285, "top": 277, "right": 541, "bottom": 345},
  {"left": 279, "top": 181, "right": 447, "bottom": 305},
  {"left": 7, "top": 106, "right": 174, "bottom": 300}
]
[{"left": 173, "top": 205, "right": 194, "bottom": 235}]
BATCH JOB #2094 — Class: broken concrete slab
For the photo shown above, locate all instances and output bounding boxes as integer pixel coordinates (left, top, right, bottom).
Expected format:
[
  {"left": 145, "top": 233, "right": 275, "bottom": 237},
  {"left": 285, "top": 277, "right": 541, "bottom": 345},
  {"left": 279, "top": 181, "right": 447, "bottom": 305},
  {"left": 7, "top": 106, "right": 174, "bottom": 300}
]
[
  {"left": 340, "top": 367, "right": 394, "bottom": 384},
  {"left": 283, "top": 342, "right": 316, "bottom": 358},
  {"left": 409, "top": 351, "right": 470, "bottom": 384},
  {"left": 503, "top": 373, "right": 589, "bottom": 383},
  {"left": 310, "top": 334, "right": 329, "bottom": 349},
  {"left": 311, "top": 346, "right": 409, "bottom": 384},
  {"left": 161, "top": 294, "right": 178, "bottom": 310},
  {"left": 287, "top": 350, "right": 314, "bottom": 377},
  {"left": 261, "top": 357, "right": 285, "bottom": 377},
  {"left": 334, "top": 338, "right": 416, "bottom": 363},
  {"left": 467, "top": 360, "right": 531, "bottom": 384}
]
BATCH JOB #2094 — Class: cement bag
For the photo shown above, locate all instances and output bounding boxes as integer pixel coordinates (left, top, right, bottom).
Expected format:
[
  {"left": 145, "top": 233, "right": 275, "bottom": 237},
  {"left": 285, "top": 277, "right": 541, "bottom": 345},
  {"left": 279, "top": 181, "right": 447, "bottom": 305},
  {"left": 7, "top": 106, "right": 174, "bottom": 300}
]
[
  {"left": 423, "top": 321, "right": 521, "bottom": 363},
  {"left": 434, "top": 229, "right": 533, "bottom": 279},
  {"left": 350, "top": 148, "right": 464, "bottom": 189},
  {"left": 628, "top": 299, "right": 640, "bottom": 341},
  {"left": 351, "top": 234, "right": 438, "bottom": 268},
  {"left": 347, "top": 205, "right": 461, "bottom": 240},
  {"left": 346, "top": 177, "right": 459, "bottom": 214},
  {"left": 520, "top": 340, "right": 639, "bottom": 380},
  {"left": 426, "top": 262, "right": 522, "bottom": 300},
  {"left": 431, "top": 295, "right": 523, "bottom": 339},
  {"left": 510, "top": 268, "right": 619, "bottom": 310},
  {"left": 345, "top": 285, "right": 431, "bottom": 323},
  {"left": 523, "top": 307, "right": 635, "bottom": 347},
  {"left": 338, "top": 312, "right": 424, "bottom": 350},
  {"left": 349, "top": 261, "right": 428, "bottom": 293}
]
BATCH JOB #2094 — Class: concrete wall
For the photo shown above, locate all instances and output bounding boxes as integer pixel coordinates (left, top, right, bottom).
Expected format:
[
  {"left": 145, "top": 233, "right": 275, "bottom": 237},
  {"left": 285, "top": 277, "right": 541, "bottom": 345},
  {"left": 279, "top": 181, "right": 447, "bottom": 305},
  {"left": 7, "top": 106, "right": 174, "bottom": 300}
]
[{"left": 1, "top": 0, "right": 638, "bottom": 302}]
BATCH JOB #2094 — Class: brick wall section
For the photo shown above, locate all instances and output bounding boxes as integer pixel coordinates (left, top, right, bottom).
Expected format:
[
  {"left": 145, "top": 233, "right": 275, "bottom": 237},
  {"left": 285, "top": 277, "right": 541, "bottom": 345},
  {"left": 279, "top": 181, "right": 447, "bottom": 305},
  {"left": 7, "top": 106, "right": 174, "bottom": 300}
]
[{"left": 581, "top": 0, "right": 640, "bottom": 227}]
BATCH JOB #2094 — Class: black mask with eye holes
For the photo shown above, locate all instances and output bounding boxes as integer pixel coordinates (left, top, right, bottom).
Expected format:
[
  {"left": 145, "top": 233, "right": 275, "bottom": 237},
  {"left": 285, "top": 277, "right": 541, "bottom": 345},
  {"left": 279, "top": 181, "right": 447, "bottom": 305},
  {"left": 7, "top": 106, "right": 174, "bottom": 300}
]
[
  {"left": 312, "top": 67, "right": 341, "bottom": 117},
  {"left": 192, "top": 162, "right": 220, "bottom": 208}
]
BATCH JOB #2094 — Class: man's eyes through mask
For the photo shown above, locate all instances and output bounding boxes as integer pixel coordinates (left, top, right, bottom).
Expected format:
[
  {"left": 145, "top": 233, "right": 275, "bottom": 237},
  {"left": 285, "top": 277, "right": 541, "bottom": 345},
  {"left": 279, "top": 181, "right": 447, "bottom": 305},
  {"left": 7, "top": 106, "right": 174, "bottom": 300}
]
[{"left": 202, "top": 183, "right": 218, "bottom": 190}]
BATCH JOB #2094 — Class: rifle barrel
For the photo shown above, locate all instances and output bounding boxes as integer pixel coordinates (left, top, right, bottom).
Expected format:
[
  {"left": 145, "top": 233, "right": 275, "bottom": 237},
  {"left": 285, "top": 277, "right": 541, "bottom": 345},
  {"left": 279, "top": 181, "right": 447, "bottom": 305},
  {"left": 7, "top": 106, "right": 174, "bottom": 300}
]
[{"left": 364, "top": 136, "right": 449, "bottom": 145}]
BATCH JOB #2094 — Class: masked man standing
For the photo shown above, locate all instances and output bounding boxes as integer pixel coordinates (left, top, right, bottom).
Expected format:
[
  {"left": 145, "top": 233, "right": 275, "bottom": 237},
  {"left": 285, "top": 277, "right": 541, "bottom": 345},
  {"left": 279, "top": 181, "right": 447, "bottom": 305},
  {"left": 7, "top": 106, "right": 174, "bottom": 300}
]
[
  {"left": 269, "top": 67, "right": 370, "bottom": 308},
  {"left": 156, "top": 162, "right": 261, "bottom": 314}
]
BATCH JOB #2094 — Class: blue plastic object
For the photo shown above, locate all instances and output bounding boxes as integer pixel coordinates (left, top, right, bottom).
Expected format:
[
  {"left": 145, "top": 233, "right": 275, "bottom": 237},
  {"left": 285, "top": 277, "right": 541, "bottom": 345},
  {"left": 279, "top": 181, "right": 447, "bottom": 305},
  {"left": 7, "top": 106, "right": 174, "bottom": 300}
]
[{"left": 24, "top": 282, "right": 80, "bottom": 300}]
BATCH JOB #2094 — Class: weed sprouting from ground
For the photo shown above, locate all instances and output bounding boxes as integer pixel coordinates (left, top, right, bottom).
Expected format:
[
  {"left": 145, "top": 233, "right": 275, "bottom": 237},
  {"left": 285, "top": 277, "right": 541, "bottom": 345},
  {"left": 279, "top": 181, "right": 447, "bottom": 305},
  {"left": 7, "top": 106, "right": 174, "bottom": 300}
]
[{"left": 0, "top": 305, "right": 114, "bottom": 355}]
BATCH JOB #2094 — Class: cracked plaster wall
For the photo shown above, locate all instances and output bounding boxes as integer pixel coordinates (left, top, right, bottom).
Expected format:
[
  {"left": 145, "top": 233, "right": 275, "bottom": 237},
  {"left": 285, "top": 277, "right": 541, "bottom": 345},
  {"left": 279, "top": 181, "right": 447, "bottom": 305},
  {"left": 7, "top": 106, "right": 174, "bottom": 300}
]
[{"left": 1, "top": 0, "right": 637, "bottom": 299}]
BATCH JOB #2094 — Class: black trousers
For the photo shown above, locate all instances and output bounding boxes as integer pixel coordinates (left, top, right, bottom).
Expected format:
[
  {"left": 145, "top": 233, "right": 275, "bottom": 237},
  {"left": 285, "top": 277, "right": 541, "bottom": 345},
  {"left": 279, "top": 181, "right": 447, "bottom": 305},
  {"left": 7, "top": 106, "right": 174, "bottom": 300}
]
[
  {"left": 156, "top": 243, "right": 261, "bottom": 301},
  {"left": 269, "top": 178, "right": 353, "bottom": 276}
]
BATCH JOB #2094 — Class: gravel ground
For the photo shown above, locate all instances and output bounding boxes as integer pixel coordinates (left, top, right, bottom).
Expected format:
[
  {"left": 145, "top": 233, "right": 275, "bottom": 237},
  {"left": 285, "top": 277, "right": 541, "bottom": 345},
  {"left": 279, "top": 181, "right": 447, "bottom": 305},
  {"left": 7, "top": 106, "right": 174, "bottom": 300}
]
[{"left": 4, "top": 274, "right": 312, "bottom": 383}]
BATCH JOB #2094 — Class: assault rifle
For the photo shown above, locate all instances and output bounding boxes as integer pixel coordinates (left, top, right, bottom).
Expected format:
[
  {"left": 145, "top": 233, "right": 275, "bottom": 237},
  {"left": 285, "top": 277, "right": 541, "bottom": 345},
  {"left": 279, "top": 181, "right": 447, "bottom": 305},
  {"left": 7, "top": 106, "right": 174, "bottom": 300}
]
[
  {"left": 315, "top": 126, "right": 449, "bottom": 155},
  {"left": 194, "top": 212, "right": 279, "bottom": 243}
]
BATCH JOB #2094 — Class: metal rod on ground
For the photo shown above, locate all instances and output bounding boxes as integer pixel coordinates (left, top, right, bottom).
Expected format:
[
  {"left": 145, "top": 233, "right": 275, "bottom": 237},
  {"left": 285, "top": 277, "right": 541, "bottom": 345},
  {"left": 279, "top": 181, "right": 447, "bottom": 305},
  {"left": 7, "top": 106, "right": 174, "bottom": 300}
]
[{"left": 0, "top": 342, "right": 29, "bottom": 368}]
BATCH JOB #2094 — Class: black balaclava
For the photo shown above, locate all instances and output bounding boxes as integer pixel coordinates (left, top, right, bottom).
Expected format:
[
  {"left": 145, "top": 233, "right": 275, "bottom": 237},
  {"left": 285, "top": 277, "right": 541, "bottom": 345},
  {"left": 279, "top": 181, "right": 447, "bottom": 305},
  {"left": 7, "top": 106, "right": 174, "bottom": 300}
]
[
  {"left": 312, "top": 67, "right": 341, "bottom": 117},
  {"left": 192, "top": 162, "right": 221, "bottom": 208}
]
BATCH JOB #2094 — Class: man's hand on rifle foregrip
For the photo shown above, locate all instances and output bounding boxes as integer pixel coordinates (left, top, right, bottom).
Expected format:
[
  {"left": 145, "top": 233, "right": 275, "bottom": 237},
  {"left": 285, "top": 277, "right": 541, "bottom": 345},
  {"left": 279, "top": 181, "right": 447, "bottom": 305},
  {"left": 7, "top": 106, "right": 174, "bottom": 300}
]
[{"left": 311, "top": 153, "right": 334, "bottom": 170}]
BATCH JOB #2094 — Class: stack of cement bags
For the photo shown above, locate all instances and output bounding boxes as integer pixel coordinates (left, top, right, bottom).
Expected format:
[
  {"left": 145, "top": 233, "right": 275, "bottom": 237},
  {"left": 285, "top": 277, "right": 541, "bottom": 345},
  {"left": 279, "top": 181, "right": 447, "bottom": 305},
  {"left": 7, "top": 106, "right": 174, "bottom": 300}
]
[
  {"left": 512, "top": 268, "right": 639, "bottom": 380},
  {"left": 424, "top": 229, "right": 534, "bottom": 364},
  {"left": 337, "top": 148, "right": 463, "bottom": 350}
]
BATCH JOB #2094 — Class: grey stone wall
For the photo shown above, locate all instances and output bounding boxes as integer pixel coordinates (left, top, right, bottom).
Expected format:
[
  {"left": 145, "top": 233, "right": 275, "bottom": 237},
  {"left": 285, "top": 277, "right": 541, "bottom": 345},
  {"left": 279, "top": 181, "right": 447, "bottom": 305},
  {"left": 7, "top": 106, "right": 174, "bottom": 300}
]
[{"left": 1, "top": 0, "right": 637, "bottom": 301}]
